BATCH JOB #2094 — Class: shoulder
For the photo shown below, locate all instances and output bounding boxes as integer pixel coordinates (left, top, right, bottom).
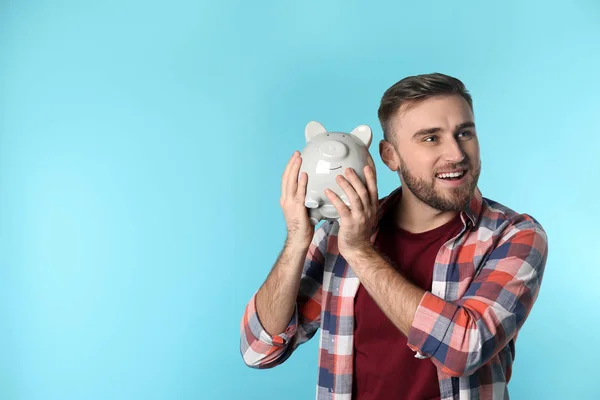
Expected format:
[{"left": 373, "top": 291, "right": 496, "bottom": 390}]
[
  {"left": 478, "top": 196, "right": 548, "bottom": 255},
  {"left": 480, "top": 196, "right": 545, "bottom": 229}
]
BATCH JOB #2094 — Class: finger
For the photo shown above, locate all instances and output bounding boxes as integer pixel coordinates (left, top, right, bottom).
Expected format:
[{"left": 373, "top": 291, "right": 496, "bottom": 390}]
[
  {"left": 336, "top": 171, "right": 363, "bottom": 212},
  {"left": 344, "top": 168, "right": 370, "bottom": 208},
  {"left": 281, "top": 151, "right": 298, "bottom": 197},
  {"left": 287, "top": 155, "right": 303, "bottom": 198},
  {"left": 325, "top": 189, "right": 351, "bottom": 218},
  {"left": 296, "top": 172, "right": 308, "bottom": 201},
  {"left": 364, "top": 165, "right": 379, "bottom": 206},
  {"left": 281, "top": 151, "right": 299, "bottom": 200}
]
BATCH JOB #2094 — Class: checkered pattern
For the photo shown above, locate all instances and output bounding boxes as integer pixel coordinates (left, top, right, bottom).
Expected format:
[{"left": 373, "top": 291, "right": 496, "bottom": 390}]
[{"left": 240, "top": 186, "right": 548, "bottom": 399}]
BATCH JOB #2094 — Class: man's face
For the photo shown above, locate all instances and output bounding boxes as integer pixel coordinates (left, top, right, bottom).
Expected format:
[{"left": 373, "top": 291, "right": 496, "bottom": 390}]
[{"left": 385, "top": 95, "right": 481, "bottom": 212}]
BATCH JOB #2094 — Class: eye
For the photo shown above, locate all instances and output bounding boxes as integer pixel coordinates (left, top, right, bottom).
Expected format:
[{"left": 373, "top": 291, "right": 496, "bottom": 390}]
[
  {"left": 457, "top": 130, "right": 474, "bottom": 139},
  {"left": 423, "top": 136, "right": 438, "bottom": 143}
]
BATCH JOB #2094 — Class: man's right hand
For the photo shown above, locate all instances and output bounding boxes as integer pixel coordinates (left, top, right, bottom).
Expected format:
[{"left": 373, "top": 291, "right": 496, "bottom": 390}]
[{"left": 280, "top": 151, "right": 314, "bottom": 250}]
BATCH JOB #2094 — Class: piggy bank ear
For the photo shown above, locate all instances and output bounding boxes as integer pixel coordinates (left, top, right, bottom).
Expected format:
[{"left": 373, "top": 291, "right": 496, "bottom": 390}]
[
  {"left": 305, "top": 121, "right": 327, "bottom": 143},
  {"left": 351, "top": 125, "right": 372, "bottom": 148}
]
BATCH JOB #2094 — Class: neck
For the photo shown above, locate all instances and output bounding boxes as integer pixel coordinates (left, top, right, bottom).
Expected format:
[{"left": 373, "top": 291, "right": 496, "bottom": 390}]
[{"left": 393, "top": 187, "right": 459, "bottom": 234}]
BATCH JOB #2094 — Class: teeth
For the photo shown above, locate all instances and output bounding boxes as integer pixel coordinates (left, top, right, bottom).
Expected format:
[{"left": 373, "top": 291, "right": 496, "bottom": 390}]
[{"left": 437, "top": 171, "right": 465, "bottom": 179}]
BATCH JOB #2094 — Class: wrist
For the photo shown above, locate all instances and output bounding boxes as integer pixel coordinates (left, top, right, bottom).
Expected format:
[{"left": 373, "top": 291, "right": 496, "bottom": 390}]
[
  {"left": 284, "top": 237, "right": 311, "bottom": 255},
  {"left": 285, "top": 232, "right": 312, "bottom": 251},
  {"left": 344, "top": 244, "right": 377, "bottom": 265}
]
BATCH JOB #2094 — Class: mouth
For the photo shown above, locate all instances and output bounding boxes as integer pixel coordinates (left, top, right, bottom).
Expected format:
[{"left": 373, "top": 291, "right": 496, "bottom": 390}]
[
  {"left": 436, "top": 169, "right": 466, "bottom": 179},
  {"left": 435, "top": 169, "right": 468, "bottom": 185},
  {"left": 329, "top": 166, "right": 342, "bottom": 171}
]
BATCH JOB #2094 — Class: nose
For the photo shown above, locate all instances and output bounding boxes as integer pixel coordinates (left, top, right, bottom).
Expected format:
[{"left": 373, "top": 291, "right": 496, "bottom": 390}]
[
  {"left": 318, "top": 140, "right": 349, "bottom": 161},
  {"left": 443, "top": 138, "right": 466, "bottom": 163}
]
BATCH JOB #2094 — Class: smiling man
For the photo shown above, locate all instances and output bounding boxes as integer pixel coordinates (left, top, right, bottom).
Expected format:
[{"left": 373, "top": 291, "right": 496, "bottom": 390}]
[{"left": 240, "top": 73, "right": 548, "bottom": 400}]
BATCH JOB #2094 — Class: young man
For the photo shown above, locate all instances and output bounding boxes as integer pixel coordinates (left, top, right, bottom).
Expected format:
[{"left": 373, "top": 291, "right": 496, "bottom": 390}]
[{"left": 240, "top": 73, "right": 548, "bottom": 400}]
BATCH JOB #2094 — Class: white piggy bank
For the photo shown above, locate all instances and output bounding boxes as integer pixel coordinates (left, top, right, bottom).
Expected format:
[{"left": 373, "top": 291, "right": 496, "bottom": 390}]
[{"left": 299, "top": 121, "right": 373, "bottom": 225}]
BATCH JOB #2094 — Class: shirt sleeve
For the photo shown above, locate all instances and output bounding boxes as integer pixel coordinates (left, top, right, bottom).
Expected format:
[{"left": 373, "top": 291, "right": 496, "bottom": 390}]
[
  {"left": 240, "top": 221, "right": 332, "bottom": 369},
  {"left": 406, "top": 215, "right": 548, "bottom": 377}
]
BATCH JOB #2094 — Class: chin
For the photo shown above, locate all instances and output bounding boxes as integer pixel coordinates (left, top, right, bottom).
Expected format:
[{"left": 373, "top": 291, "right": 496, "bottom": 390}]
[{"left": 437, "top": 185, "right": 475, "bottom": 205}]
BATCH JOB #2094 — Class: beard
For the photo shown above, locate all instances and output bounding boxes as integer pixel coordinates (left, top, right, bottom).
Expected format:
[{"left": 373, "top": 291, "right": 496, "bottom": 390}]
[{"left": 399, "top": 156, "right": 481, "bottom": 212}]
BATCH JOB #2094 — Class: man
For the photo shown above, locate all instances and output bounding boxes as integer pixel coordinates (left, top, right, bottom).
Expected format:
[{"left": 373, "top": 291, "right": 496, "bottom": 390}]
[{"left": 239, "top": 73, "right": 548, "bottom": 400}]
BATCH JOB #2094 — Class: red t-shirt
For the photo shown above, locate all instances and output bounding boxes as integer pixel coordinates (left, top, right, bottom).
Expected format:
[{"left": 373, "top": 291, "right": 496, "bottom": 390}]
[{"left": 353, "top": 212, "right": 464, "bottom": 400}]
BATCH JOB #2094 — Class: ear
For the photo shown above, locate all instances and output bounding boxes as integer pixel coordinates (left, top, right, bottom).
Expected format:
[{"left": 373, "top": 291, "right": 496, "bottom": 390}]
[
  {"left": 379, "top": 139, "right": 399, "bottom": 171},
  {"left": 305, "top": 121, "right": 327, "bottom": 143},
  {"left": 350, "top": 125, "right": 372, "bottom": 148}
]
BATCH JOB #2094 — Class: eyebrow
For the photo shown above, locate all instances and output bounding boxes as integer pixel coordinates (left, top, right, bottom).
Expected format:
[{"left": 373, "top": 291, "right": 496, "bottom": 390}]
[{"left": 412, "top": 121, "right": 476, "bottom": 139}]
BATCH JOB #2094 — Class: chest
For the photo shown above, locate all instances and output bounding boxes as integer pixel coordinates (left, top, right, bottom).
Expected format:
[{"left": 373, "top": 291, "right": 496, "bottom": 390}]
[{"left": 321, "top": 226, "right": 492, "bottom": 308}]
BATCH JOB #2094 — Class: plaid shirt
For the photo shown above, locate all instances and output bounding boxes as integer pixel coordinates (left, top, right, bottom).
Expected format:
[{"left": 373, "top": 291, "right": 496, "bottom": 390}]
[{"left": 240, "top": 186, "right": 548, "bottom": 399}]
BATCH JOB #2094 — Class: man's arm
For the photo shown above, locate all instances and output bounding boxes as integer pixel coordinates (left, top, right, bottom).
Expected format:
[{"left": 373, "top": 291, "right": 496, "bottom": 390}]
[
  {"left": 240, "top": 222, "right": 332, "bottom": 368},
  {"left": 345, "top": 248, "right": 424, "bottom": 336},
  {"left": 345, "top": 217, "right": 548, "bottom": 377},
  {"left": 255, "top": 241, "right": 312, "bottom": 337}
]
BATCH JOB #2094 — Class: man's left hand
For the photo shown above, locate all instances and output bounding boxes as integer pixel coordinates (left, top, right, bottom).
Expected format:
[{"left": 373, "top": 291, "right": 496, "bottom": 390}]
[{"left": 325, "top": 165, "right": 379, "bottom": 258}]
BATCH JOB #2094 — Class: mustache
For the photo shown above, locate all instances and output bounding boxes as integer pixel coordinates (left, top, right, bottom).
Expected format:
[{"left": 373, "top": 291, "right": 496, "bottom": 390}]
[{"left": 435, "top": 161, "right": 471, "bottom": 173}]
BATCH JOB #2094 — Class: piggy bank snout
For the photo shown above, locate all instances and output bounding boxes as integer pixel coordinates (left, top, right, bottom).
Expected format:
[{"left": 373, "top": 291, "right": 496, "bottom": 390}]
[{"left": 318, "top": 140, "right": 349, "bottom": 161}]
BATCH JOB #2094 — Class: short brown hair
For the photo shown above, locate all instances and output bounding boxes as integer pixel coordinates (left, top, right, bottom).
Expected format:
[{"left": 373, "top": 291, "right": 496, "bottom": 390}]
[{"left": 378, "top": 73, "right": 473, "bottom": 142}]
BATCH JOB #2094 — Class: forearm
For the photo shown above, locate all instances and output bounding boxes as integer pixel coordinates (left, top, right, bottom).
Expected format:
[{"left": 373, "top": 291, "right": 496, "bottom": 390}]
[
  {"left": 255, "top": 241, "right": 309, "bottom": 337},
  {"left": 346, "top": 247, "right": 425, "bottom": 336}
]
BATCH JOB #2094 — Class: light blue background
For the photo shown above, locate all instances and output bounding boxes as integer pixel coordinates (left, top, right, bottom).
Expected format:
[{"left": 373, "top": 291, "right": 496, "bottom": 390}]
[{"left": 1, "top": 0, "right": 598, "bottom": 399}]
